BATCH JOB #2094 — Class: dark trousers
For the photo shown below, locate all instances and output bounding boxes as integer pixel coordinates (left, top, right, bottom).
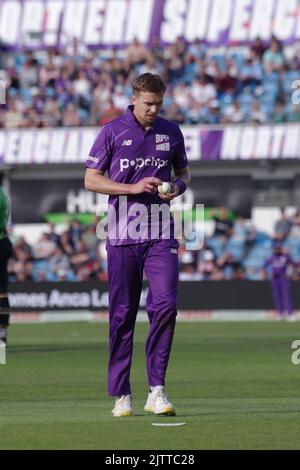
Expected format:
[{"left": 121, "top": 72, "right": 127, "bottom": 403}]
[{"left": 0, "top": 237, "right": 13, "bottom": 326}]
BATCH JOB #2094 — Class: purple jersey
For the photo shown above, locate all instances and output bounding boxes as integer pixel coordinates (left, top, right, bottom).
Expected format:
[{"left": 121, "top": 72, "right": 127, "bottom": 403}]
[
  {"left": 85, "top": 106, "right": 188, "bottom": 245},
  {"left": 264, "top": 253, "right": 296, "bottom": 278}
]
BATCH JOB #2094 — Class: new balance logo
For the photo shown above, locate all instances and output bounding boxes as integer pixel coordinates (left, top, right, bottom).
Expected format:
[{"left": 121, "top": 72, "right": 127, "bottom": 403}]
[{"left": 122, "top": 140, "right": 132, "bottom": 146}]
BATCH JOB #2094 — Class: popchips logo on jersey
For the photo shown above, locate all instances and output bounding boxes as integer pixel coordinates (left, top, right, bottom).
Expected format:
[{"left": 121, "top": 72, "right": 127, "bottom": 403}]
[{"left": 120, "top": 157, "right": 168, "bottom": 172}]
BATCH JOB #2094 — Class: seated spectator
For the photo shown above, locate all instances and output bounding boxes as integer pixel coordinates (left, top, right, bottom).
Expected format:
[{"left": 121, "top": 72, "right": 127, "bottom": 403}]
[
  {"left": 69, "top": 239, "right": 90, "bottom": 272},
  {"left": 48, "top": 246, "right": 71, "bottom": 280},
  {"left": 211, "top": 207, "right": 233, "bottom": 240},
  {"left": 163, "top": 103, "right": 185, "bottom": 124},
  {"left": 98, "top": 98, "right": 123, "bottom": 126},
  {"left": 32, "top": 233, "right": 56, "bottom": 260},
  {"left": 288, "top": 104, "right": 300, "bottom": 122},
  {"left": 112, "top": 85, "right": 130, "bottom": 111},
  {"left": 222, "top": 101, "right": 245, "bottom": 124},
  {"left": 217, "top": 61, "right": 238, "bottom": 95},
  {"left": 290, "top": 211, "right": 300, "bottom": 239},
  {"left": 59, "top": 231, "right": 74, "bottom": 256},
  {"left": 231, "top": 216, "right": 245, "bottom": 241},
  {"left": 240, "top": 58, "right": 263, "bottom": 88},
  {"left": 250, "top": 37, "right": 266, "bottom": 60},
  {"left": 186, "top": 101, "right": 203, "bottom": 124},
  {"left": 190, "top": 76, "right": 216, "bottom": 107},
  {"left": 62, "top": 103, "right": 81, "bottom": 127},
  {"left": 272, "top": 101, "right": 287, "bottom": 123},
  {"left": 216, "top": 252, "right": 243, "bottom": 280},
  {"left": 263, "top": 39, "right": 285, "bottom": 73},
  {"left": 274, "top": 208, "right": 292, "bottom": 241},
  {"left": 125, "top": 38, "right": 153, "bottom": 66},
  {"left": 205, "top": 100, "right": 220, "bottom": 124},
  {"left": 248, "top": 101, "right": 266, "bottom": 124},
  {"left": 173, "top": 82, "right": 190, "bottom": 109},
  {"left": 179, "top": 251, "right": 202, "bottom": 280},
  {"left": 197, "top": 249, "right": 216, "bottom": 279}
]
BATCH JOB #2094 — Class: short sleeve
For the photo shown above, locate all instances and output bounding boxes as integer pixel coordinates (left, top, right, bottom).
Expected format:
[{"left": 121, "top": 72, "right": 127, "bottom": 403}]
[
  {"left": 172, "top": 127, "right": 188, "bottom": 169},
  {"left": 85, "top": 125, "right": 114, "bottom": 172}
]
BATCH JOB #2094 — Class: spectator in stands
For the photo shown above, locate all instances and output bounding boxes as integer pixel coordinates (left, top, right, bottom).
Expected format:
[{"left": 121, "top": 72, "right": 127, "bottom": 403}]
[
  {"left": 250, "top": 37, "right": 265, "bottom": 60},
  {"left": 289, "top": 211, "right": 300, "bottom": 239},
  {"left": 197, "top": 248, "right": 216, "bottom": 280},
  {"left": 2, "top": 39, "right": 300, "bottom": 127},
  {"left": 163, "top": 103, "right": 185, "bottom": 124},
  {"left": 48, "top": 246, "right": 71, "bottom": 281},
  {"left": 179, "top": 251, "right": 201, "bottom": 280},
  {"left": 125, "top": 38, "right": 153, "bottom": 66},
  {"left": 274, "top": 208, "right": 292, "bottom": 241},
  {"left": 59, "top": 231, "right": 74, "bottom": 256},
  {"left": 288, "top": 104, "right": 300, "bottom": 122},
  {"left": 2, "top": 96, "right": 23, "bottom": 128},
  {"left": 272, "top": 101, "right": 287, "bottom": 123},
  {"left": 62, "top": 103, "right": 81, "bottom": 127},
  {"left": 222, "top": 101, "right": 245, "bottom": 124},
  {"left": 112, "top": 85, "right": 130, "bottom": 111},
  {"left": 186, "top": 100, "right": 203, "bottom": 124},
  {"left": 263, "top": 39, "right": 285, "bottom": 73},
  {"left": 240, "top": 57, "right": 263, "bottom": 89},
  {"left": 205, "top": 100, "right": 220, "bottom": 124},
  {"left": 211, "top": 207, "right": 233, "bottom": 240},
  {"left": 217, "top": 60, "right": 238, "bottom": 96},
  {"left": 217, "top": 252, "right": 243, "bottom": 280},
  {"left": 248, "top": 101, "right": 267, "bottom": 124},
  {"left": 190, "top": 76, "right": 217, "bottom": 107},
  {"left": 32, "top": 233, "right": 56, "bottom": 260},
  {"left": 69, "top": 238, "right": 90, "bottom": 273}
]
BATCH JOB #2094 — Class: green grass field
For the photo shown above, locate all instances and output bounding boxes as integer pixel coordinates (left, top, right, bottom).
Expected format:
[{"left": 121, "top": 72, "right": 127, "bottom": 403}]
[{"left": 1, "top": 321, "right": 300, "bottom": 450}]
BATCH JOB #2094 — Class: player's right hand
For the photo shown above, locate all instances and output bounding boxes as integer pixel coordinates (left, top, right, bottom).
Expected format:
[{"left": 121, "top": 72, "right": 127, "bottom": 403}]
[{"left": 129, "top": 177, "right": 162, "bottom": 195}]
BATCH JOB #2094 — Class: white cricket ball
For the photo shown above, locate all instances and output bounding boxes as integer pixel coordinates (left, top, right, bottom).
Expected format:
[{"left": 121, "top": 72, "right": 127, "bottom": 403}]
[{"left": 158, "top": 182, "right": 171, "bottom": 194}]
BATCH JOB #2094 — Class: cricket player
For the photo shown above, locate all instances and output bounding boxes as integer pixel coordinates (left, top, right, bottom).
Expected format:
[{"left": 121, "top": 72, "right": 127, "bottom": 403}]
[
  {"left": 0, "top": 171, "right": 13, "bottom": 344},
  {"left": 264, "top": 243, "right": 297, "bottom": 320},
  {"left": 84, "top": 73, "right": 191, "bottom": 417}
]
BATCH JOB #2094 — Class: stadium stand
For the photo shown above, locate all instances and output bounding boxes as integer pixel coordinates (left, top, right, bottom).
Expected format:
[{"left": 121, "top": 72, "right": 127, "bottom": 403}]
[
  {"left": 7, "top": 208, "right": 300, "bottom": 282},
  {"left": 1, "top": 36, "right": 300, "bottom": 128}
]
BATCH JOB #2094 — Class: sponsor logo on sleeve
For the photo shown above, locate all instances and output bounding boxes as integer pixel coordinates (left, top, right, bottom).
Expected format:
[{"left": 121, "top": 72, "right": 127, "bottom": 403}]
[{"left": 87, "top": 155, "right": 99, "bottom": 163}]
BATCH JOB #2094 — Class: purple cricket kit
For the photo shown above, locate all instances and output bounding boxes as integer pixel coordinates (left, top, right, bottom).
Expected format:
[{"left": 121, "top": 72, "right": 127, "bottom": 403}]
[
  {"left": 264, "top": 252, "right": 296, "bottom": 317},
  {"left": 86, "top": 106, "right": 188, "bottom": 396}
]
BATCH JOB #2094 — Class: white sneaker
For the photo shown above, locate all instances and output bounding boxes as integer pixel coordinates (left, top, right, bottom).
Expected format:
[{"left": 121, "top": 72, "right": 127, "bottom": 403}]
[
  {"left": 112, "top": 395, "right": 134, "bottom": 417},
  {"left": 286, "top": 315, "right": 296, "bottom": 322},
  {"left": 144, "top": 386, "right": 176, "bottom": 416}
]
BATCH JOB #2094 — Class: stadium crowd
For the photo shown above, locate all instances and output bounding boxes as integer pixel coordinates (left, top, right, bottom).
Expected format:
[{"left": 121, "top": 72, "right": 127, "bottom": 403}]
[
  {"left": 1, "top": 36, "right": 300, "bottom": 128},
  {"left": 7, "top": 208, "right": 300, "bottom": 283}
]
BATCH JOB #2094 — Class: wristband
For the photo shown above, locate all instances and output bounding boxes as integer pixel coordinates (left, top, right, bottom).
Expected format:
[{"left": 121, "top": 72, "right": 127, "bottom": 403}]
[{"left": 173, "top": 179, "right": 187, "bottom": 195}]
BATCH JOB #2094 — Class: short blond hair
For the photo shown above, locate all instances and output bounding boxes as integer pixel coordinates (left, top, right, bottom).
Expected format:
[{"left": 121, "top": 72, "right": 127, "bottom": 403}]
[{"left": 132, "top": 73, "right": 166, "bottom": 96}]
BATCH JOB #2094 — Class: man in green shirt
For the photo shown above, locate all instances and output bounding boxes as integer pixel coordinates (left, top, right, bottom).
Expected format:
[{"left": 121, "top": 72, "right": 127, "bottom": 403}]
[{"left": 0, "top": 171, "right": 13, "bottom": 344}]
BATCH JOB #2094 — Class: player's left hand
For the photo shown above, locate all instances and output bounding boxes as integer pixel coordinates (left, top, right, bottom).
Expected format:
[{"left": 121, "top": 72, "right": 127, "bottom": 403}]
[{"left": 158, "top": 183, "right": 180, "bottom": 201}]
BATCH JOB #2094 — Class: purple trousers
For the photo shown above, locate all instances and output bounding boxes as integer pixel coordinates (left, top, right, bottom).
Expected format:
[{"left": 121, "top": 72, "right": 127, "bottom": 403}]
[
  {"left": 271, "top": 277, "right": 293, "bottom": 316},
  {"left": 106, "top": 239, "right": 179, "bottom": 396}
]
